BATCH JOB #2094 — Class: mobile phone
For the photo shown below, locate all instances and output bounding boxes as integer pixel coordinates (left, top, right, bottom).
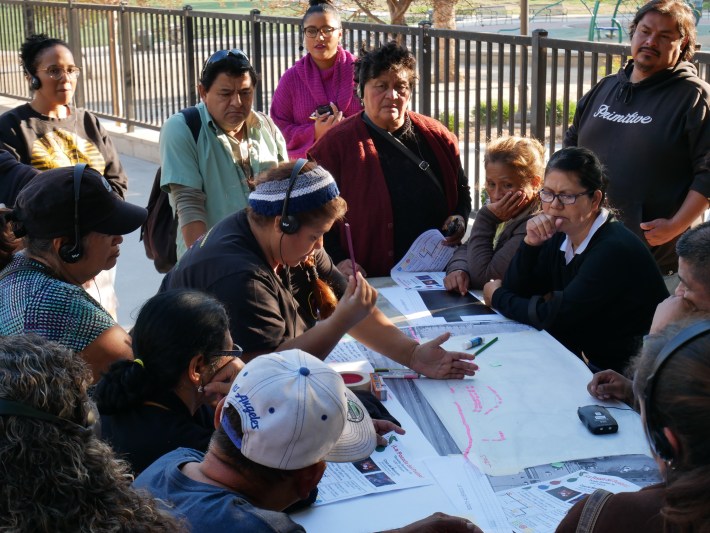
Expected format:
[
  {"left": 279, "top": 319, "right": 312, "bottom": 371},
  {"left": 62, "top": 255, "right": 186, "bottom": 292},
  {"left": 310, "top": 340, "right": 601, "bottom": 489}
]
[
  {"left": 316, "top": 104, "right": 333, "bottom": 116},
  {"left": 577, "top": 405, "right": 618, "bottom": 435}
]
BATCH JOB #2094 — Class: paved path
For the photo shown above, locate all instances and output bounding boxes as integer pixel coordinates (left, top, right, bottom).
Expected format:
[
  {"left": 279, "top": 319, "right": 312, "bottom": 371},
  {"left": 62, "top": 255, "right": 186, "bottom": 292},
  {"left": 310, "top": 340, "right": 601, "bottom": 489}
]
[{"left": 114, "top": 154, "right": 163, "bottom": 329}]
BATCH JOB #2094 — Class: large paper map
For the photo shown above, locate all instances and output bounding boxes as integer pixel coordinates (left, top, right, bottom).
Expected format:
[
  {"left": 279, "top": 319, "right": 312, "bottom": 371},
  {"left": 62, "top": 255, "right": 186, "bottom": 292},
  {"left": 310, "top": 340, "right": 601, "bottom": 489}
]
[{"left": 415, "top": 331, "right": 650, "bottom": 475}]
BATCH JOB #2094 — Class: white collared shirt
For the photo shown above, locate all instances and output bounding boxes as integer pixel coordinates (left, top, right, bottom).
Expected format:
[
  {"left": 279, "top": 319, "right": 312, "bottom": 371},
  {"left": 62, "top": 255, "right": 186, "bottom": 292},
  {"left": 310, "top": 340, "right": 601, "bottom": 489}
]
[{"left": 560, "top": 208, "right": 610, "bottom": 264}]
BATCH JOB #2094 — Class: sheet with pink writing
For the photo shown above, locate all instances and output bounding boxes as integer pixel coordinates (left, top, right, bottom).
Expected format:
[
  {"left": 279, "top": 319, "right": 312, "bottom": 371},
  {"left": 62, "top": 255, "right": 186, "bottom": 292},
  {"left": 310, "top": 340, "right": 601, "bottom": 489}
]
[{"left": 415, "top": 331, "right": 650, "bottom": 475}]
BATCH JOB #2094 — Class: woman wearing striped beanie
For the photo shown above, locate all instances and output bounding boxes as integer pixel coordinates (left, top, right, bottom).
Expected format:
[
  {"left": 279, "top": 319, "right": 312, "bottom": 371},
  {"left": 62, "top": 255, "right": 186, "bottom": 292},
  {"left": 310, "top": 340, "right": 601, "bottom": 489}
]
[{"left": 160, "top": 159, "right": 477, "bottom": 379}]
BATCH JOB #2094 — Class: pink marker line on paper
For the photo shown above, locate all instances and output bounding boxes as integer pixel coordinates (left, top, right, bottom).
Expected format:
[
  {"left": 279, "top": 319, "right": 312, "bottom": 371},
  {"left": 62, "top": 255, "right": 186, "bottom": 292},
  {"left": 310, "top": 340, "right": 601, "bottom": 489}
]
[
  {"left": 344, "top": 222, "right": 358, "bottom": 283},
  {"left": 453, "top": 400, "right": 474, "bottom": 458}
]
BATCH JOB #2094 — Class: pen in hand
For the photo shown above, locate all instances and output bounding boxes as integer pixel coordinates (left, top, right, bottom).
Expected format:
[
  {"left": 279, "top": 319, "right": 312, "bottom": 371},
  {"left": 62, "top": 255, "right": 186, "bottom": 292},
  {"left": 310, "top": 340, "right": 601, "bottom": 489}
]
[{"left": 344, "top": 222, "right": 358, "bottom": 285}]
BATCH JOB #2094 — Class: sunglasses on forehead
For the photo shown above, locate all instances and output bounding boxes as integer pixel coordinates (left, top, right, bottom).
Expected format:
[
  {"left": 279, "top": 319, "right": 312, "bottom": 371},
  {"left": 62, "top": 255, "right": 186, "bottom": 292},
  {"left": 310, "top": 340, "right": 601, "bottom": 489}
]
[{"left": 201, "top": 48, "right": 251, "bottom": 79}]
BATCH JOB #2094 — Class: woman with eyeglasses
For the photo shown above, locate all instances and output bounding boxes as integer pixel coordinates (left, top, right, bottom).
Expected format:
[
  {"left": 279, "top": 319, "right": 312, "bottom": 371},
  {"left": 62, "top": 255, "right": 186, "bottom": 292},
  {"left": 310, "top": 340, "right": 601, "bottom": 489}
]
[
  {"left": 483, "top": 147, "right": 668, "bottom": 372},
  {"left": 270, "top": 0, "right": 361, "bottom": 159},
  {"left": 309, "top": 42, "right": 471, "bottom": 278},
  {"left": 0, "top": 34, "right": 131, "bottom": 319},
  {"left": 95, "top": 289, "right": 244, "bottom": 474}
]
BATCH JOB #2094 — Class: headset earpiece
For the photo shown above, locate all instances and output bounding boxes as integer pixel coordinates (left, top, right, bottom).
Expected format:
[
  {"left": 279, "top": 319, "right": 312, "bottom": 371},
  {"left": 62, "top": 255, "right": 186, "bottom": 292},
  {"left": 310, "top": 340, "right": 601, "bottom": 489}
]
[
  {"left": 643, "top": 320, "right": 710, "bottom": 461},
  {"left": 59, "top": 163, "right": 87, "bottom": 263},
  {"left": 280, "top": 158, "right": 309, "bottom": 235},
  {"left": 0, "top": 398, "right": 93, "bottom": 435},
  {"left": 23, "top": 64, "right": 41, "bottom": 91}
]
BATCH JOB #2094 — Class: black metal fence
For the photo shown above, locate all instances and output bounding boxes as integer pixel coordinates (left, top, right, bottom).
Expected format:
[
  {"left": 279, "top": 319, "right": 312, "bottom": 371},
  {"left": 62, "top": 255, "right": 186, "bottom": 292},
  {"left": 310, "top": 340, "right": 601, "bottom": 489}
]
[{"left": 2, "top": 1, "right": 710, "bottom": 208}]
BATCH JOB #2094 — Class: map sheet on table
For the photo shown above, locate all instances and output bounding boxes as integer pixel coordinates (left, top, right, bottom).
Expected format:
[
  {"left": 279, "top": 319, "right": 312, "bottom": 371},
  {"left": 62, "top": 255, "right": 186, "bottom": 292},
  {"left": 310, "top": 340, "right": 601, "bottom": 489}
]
[{"left": 415, "top": 331, "right": 650, "bottom": 475}]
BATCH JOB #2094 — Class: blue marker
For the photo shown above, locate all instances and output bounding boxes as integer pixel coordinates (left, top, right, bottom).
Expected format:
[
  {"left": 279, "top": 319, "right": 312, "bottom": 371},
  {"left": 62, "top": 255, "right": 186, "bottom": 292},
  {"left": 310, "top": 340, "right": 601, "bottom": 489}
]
[{"left": 462, "top": 336, "right": 484, "bottom": 350}]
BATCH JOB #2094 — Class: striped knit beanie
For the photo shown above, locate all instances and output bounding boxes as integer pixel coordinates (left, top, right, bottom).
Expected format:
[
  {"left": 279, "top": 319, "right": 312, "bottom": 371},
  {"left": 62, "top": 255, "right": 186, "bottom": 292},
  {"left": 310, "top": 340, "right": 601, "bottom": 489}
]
[{"left": 248, "top": 165, "right": 340, "bottom": 217}]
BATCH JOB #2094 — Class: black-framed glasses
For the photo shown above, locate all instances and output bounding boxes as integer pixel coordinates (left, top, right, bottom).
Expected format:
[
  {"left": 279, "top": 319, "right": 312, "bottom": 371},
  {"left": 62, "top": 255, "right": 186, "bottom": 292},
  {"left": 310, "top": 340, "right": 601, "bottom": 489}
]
[
  {"left": 304, "top": 25, "right": 339, "bottom": 38},
  {"left": 40, "top": 66, "right": 81, "bottom": 80},
  {"left": 539, "top": 189, "right": 591, "bottom": 205},
  {"left": 201, "top": 49, "right": 251, "bottom": 79}
]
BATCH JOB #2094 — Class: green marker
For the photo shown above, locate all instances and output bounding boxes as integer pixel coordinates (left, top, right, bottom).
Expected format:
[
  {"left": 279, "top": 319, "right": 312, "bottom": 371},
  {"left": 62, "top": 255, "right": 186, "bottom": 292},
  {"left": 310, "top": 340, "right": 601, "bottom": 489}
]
[{"left": 474, "top": 336, "right": 499, "bottom": 356}]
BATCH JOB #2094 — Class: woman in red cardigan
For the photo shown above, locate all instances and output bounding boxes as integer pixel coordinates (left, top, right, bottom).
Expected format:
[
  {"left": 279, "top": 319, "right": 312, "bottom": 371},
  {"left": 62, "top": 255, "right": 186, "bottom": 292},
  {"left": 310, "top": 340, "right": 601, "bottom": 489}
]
[{"left": 309, "top": 42, "right": 471, "bottom": 278}]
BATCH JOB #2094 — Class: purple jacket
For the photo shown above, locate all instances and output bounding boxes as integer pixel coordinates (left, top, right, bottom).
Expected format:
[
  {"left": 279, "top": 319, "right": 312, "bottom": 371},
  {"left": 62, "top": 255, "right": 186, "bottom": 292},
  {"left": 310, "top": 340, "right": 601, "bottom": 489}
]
[{"left": 270, "top": 46, "right": 361, "bottom": 159}]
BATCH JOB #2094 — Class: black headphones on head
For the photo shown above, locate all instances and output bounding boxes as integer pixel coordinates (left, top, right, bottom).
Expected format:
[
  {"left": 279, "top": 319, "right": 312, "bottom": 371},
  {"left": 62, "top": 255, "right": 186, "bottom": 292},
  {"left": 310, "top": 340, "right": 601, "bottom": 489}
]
[
  {"left": 642, "top": 319, "right": 710, "bottom": 461},
  {"left": 280, "top": 158, "right": 309, "bottom": 235},
  {"left": 0, "top": 398, "right": 96, "bottom": 435},
  {"left": 59, "top": 163, "right": 87, "bottom": 264},
  {"left": 23, "top": 64, "right": 41, "bottom": 91}
]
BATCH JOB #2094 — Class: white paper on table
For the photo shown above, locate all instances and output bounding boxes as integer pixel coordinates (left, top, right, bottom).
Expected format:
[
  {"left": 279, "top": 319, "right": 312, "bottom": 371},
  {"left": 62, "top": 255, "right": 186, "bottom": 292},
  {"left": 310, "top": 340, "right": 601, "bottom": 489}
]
[
  {"left": 391, "top": 229, "right": 454, "bottom": 272},
  {"left": 497, "top": 469, "right": 640, "bottom": 533},
  {"left": 423, "top": 455, "right": 510, "bottom": 532},
  {"left": 313, "top": 433, "right": 432, "bottom": 506},
  {"left": 390, "top": 271, "right": 448, "bottom": 291},
  {"left": 378, "top": 286, "right": 445, "bottom": 325},
  {"left": 416, "top": 331, "right": 651, "bottom": 475},
  {"left": 292, "top": 384, "right": 459, "bottom": 532},
  {"left": 326, "top": 340, "right": 372, "bottom": 363}
]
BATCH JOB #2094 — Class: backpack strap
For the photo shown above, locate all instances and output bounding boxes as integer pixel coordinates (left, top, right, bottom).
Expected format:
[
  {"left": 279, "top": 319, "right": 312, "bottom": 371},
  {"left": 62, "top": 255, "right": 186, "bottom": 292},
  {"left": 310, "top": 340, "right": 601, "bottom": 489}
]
[
  {"left": 257, "top": 111, "right": 285, "bottom": 162},
  {"left": 575, "top": 489, "right": 613, "bottom": 533},
  {"left": 180, "top": 106, "right": 201, "bottom": 143}
]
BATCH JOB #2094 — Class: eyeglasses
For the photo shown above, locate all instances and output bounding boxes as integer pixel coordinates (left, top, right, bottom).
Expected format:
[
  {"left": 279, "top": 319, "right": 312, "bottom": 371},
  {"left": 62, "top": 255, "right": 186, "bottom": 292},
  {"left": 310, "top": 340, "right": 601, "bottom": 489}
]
[
  {"left": 211, "top": 345, "right": 244, "bottom": 359},
  {"left": 304, "top": 25, "right": 339, "bottom": 38},
  {"left": 201, "top": 49, "right": 251, "bottom": 79},
  {"left": 40, "top": 66, "right": 81, "bottom": 80},
  {"left": 539, "top": 189, "right": 591, "bottom": 205}
]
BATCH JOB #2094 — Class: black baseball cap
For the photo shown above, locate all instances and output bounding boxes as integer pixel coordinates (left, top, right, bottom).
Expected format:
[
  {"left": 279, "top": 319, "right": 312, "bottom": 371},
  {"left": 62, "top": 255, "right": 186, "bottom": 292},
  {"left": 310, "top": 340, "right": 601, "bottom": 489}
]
[{"left": 13, "top": 166, "right": 147, "bottom": 239}]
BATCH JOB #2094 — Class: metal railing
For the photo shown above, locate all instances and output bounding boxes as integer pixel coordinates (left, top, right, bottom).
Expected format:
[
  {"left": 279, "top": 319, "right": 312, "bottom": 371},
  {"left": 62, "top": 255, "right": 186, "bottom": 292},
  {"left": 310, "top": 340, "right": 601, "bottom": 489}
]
[{"left": 2, "top": 0, "right": 710, "bottom": 209}]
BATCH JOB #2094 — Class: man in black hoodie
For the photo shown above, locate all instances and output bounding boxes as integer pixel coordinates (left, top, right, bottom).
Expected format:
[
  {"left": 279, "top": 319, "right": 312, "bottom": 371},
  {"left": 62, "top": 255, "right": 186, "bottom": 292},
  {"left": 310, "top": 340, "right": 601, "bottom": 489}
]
[{"left": 565, "top": 0, "right": 710, "bottom": 285}]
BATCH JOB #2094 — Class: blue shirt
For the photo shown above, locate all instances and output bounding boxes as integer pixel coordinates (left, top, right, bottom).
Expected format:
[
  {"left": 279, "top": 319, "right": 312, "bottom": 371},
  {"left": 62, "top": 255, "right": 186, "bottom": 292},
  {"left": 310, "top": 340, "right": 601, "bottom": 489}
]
[{"left": 134, "top": 448, "right": 305, "bottom": 533}]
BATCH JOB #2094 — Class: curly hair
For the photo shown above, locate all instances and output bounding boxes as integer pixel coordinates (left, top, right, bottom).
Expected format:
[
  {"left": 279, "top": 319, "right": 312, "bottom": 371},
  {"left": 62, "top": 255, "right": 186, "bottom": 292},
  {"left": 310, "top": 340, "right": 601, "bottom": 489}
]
[
  {"left": 630, "top": 319, "right": 710, "bottom": 531},
  {"left": 19, "top": 33, "right": 69, "bottom": 74},
  {"left": 0, "top": 334, "right": 184, "bottom": 532},
  {"left": 354, "top": 41, "right": 417, "bottom": 100}
]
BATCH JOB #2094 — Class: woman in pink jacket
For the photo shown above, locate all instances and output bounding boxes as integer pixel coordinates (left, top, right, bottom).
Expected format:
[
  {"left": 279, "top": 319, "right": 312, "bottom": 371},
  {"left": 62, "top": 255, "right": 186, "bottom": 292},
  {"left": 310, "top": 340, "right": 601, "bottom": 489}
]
[{"left": 270, "top": 0, "right": 361, "bottom": 159}]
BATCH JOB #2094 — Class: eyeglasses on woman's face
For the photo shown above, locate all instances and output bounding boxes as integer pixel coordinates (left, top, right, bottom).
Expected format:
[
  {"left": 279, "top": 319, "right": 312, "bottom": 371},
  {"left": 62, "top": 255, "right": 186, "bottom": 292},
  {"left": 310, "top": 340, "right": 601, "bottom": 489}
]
[
  {"left": 304, "top": 25, "right": 339, "bottom": 38},
  {"left": 539, "top": 189, "right": 591, "bottom": 205},
  {"left": 40, "top": 66, "right": 81, "bottom": 80}
]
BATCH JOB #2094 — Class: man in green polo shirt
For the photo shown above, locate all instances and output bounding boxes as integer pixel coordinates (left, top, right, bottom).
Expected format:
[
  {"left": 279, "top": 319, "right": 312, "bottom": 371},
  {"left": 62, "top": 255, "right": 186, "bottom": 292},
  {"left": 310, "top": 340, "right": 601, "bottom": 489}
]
[{"left": 159, "top": 49, "right": 287, "bottom": 258}]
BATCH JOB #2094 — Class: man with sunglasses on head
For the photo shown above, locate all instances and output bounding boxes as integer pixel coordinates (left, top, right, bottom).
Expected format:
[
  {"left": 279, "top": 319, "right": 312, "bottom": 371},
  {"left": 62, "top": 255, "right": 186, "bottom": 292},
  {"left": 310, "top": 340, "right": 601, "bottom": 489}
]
[{"left": 160, "top": 49, "right": 287, "bottom": 259}]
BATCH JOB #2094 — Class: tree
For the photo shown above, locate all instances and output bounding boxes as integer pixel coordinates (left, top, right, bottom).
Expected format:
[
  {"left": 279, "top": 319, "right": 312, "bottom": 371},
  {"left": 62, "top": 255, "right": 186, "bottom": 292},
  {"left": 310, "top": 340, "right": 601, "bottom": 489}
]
[
  {"left": 351, "top": 0, "right": 415, "bottom": 25},
  {"left": 430, "top": 1, "right": 459, "bottom": 79}
]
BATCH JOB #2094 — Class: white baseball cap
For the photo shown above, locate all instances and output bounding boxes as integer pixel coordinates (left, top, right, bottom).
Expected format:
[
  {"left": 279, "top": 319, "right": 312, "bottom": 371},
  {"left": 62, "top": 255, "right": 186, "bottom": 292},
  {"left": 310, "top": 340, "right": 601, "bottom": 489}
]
[{"left": 222, "top": 349, "right": 377, "bottom": 470}]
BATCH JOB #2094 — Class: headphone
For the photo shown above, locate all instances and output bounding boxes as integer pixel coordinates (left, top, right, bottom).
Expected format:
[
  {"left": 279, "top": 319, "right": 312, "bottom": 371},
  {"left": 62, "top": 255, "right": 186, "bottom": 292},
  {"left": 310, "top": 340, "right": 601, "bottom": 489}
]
[
  {"left": 642, "top": 319, "right": 710, "bottom": 461},
  {"left": 280, "top": 158, "right": 309, "bottom": 235},
  {"left": 23, "top": 64, "right": 41, "bottom": 91},
  {"left": 59, "top": 163, "right": 87, "bottom": 263},
  {"left": 0, "top": 398, "right": 96, "bottom": 435}
]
